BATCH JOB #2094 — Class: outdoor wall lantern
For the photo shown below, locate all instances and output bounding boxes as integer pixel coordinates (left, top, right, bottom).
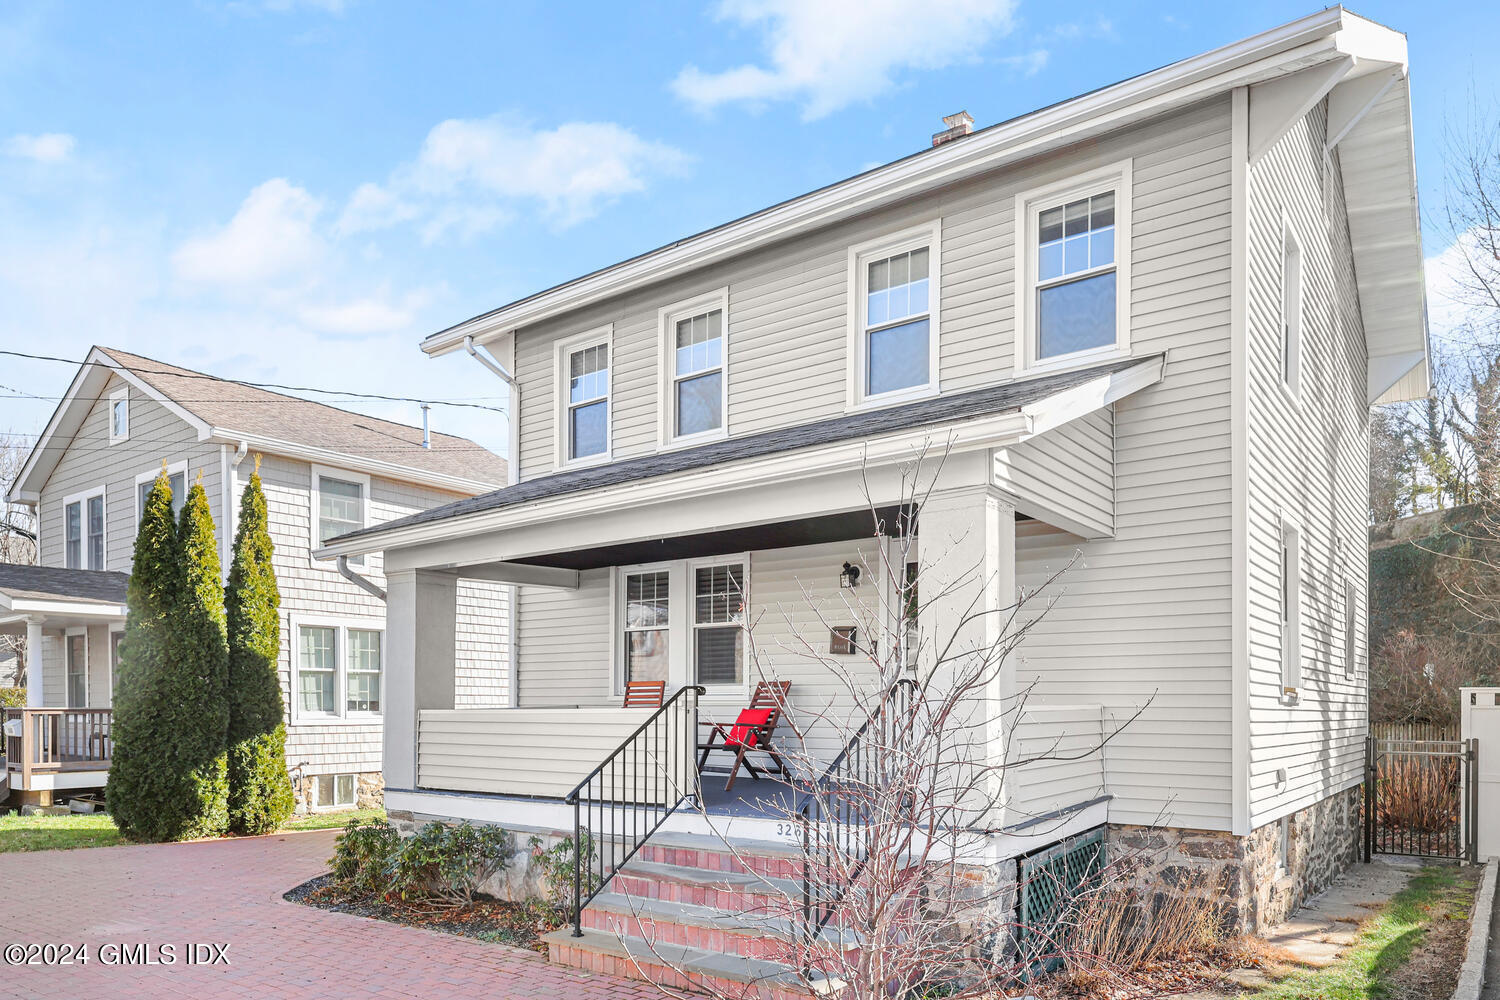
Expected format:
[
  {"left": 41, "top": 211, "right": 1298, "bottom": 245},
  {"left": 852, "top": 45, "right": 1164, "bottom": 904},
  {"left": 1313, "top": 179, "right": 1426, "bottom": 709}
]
[{"left": 839, "top": 562, "right": 861, "bottom": 589}]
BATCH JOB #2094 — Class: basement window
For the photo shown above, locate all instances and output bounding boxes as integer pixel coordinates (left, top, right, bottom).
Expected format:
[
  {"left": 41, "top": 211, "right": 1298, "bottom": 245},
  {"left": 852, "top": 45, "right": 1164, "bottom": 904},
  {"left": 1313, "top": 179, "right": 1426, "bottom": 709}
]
[{"left": 312, "top": 773, "right": 357, "bottom": 810}]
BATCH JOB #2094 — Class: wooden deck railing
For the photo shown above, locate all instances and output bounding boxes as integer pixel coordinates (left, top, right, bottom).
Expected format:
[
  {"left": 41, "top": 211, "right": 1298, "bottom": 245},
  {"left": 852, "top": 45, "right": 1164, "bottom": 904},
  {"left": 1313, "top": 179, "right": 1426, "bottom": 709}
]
[{"left": 3, "top": 708, "right": 113, "bottom": 787}]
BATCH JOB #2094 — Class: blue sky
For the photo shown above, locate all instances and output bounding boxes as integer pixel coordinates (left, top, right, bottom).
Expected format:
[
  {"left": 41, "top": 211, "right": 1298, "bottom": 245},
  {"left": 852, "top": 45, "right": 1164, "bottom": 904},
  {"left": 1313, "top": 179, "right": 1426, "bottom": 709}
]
[{"left": 2, "top": 0, "right": 1495, "bottom": 458}]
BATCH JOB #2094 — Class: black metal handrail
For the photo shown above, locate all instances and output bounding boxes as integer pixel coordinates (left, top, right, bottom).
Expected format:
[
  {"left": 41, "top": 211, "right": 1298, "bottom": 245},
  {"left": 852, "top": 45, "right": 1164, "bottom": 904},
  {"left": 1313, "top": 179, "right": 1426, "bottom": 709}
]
[
  {"left": 564, "top": 684, "right": 704, "bottom": 937},
  {"left": 796, "top": 678, "right": 918, "bottom": 951}
]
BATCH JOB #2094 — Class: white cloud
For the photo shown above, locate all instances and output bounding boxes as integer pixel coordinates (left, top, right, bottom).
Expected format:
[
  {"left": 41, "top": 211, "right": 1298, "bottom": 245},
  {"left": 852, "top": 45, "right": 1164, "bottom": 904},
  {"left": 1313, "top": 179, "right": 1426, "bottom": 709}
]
[
  {"left": 172, "top": 178, "right": 326, "bottom": 287},
  {"left": 998, "top": 49, "right": 1049, "bottom": 77},
  {"left": 295, "top": 292, "right": 425, "bottom": 335},
  {"left": 1426, "top": 228, "right": 1500, "bottom": 340},
  {"left": 341, "top": 116, "right": 690, "bottom": 237},
  {"left": 4, "top": 132, "right": 76, "bottom": 163},
  {"left": 672, "top": 0, "right": 1023, "bottom": 120}
]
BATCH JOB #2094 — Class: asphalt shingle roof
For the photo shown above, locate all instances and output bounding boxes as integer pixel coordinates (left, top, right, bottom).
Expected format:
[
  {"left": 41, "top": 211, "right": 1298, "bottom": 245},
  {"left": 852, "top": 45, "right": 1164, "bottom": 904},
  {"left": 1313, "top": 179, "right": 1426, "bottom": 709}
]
[
  {"left": 329, "top": 355, "right": 1158, "bottom": 547},
  {"left": 97, "top": 347, "right": 509, "bottom": 487},
  {"left": 0, "top": 562, "right": 130, "bottom": 605}
]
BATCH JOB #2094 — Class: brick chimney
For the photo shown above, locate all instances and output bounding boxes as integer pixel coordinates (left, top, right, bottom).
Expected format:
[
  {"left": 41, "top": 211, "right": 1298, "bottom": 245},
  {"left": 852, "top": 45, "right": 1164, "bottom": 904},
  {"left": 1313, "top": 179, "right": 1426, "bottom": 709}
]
[{"left": 931, "top": 111, "right": 974, "bottom": 148}]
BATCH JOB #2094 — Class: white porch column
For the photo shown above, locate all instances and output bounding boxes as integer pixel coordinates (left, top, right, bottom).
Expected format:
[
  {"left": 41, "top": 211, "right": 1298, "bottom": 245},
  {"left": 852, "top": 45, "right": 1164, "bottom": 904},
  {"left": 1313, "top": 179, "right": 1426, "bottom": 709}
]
[
  {"left": 24, "top": 618, "right": 44, "bottom": 708},
  {"left": 384, "top": 569, "right": 458, "bottom": 792},
  {"left": 918, "top": 482, "right": 1017, "bottom": 829}
]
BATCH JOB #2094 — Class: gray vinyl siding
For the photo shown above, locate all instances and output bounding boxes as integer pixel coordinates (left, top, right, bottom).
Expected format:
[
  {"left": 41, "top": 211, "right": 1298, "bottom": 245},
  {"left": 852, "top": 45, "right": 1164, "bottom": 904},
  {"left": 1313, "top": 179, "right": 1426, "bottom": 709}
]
[
  {"left": 515, "top": 568, "right": 613, "bottom": 708},
  {"left": 36, "top": 374, "right": 217, "bottom": 573},
  {"left": 1244, "top": 103, "right": 1369, "bottom": 829},
  {"left": 512, "top": 97, "right": 1234, "bottom": 483},
  {"left": 996, "top": 410, "right": 1115, "bottom": 538}
]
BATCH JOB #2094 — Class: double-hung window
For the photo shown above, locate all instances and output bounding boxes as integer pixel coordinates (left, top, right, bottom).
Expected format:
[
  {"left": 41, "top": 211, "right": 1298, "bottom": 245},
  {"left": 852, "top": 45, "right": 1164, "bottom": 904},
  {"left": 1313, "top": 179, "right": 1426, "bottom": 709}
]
[
  {"left": 849, "top": 222, "right": 940, "bottom": 407},
  {"left": 63, "top": 487, "right": 106, "bottom": 570},
  {"left": 1279, "top": 517, "right": 1302, "bottom": 697},
  {"left": 557, "top": 327, "right": 611, "bottom": 465},
  {"left": 1016, "top": 162, "right": 1132, "bottom": 371},
  {"left": 136, "top": 466, "right": 186, "bottom": 530},
  {"left": 65, "top": 632, "right": 87, "bottom": 708},
  {"left": 692, "top": 562, "right": 745, "bottom": 688},
  {"left": 295, "top": 620, "right": 383, "bottom": 720},
  {"left": 622, "top": 569, "right": 671, "bottom": 685},
  {"left": 660, "top": 290, "right": 728, "bottom": 444},
  {"left": 109, "top": 387, "right": 130, "bottom": 444},
  {"left": 312, "top": 467, "right": 369, "bottom": 568}
]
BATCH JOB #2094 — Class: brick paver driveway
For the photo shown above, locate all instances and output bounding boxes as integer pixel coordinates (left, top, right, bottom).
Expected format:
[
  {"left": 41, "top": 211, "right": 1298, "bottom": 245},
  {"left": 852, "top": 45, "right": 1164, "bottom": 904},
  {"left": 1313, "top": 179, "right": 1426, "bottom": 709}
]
[{"left": 0, "top": 829, "right": 654, "bottom": 1000}]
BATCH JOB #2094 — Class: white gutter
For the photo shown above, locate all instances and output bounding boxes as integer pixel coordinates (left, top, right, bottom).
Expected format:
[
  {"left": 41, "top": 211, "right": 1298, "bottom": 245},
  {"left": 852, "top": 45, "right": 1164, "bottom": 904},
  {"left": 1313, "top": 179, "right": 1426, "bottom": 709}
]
[
  {"left": 464, "top": 335, "right": 520, "bottom": 487},
  {"left": 421, "top": 8, "right": 1373, "bottom": 357}
]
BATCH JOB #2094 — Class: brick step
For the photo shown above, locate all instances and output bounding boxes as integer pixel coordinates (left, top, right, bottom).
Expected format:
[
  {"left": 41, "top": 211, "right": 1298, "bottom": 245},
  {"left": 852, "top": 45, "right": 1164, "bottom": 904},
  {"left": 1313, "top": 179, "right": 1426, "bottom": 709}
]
[
  {"left": 582, "top": 891, "right": 863, "bottom": 963},
  {"left": 613, "top": 859, "right": 800, "bottom": 910},
  {"left": 544, "top": 927, "right": 839, "bottom": 1000},
  {"left": 636, "top": 831, "right": 807, "bottom": 879}
]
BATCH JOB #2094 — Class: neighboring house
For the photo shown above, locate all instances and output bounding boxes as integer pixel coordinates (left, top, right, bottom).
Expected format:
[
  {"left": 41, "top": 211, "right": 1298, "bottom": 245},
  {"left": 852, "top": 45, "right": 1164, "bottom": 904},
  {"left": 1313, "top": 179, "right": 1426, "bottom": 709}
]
[
  {"left": 315, "top": 8, "right": 1427, "bottom": 990},
  {"left": 1, "top": 347, "right": 511, "bottom": 808}
]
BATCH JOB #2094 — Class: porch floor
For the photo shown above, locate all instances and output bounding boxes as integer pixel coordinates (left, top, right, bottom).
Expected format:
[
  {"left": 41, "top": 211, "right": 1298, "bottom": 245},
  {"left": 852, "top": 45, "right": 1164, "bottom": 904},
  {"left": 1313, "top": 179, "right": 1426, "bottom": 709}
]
[{"left": 697, "top": 770, "right": 800, "bottom": 819}]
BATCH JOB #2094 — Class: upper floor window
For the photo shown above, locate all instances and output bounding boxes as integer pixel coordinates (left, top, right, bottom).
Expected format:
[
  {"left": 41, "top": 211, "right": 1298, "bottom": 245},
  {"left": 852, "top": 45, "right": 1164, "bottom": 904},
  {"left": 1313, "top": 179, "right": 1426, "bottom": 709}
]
[
  {"left": 555, "top": 326, "right": 612, "bottom": 466},
  {"left": 1342, "top": 575, "right": 1357, "bottom": 679},
  {"left": 109, "top": 387, "right": 129, "bottom": 444},
  {"left": 312, "top": 467, "right": 369, "bottom": 568},
  {"left": 848, "top": 222, "right": 941, "bottom": 408},
  {"left": 1281, "top": 221, "right": 1303, "bottom": 397},
  {"left": 135, "top": 466, "right": 185, "bottom": 529},
  {"left": 64, "top": 486, "right": 106, "bottom": 570},
  {"left": 1015, "top": 162, "right": 1132, "bottom": 372},
  {"left": 659, "top": 289, "right": 729, "bottom": 445}
]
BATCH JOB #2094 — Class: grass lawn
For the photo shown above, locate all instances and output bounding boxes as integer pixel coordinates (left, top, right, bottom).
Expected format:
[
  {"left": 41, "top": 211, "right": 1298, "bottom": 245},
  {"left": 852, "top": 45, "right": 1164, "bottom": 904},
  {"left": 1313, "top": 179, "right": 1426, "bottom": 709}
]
[
  {"left": 0, "top": 807, "right": 386, "bottom": 852},
  {"left": 1247, "top": 865, "right": 1478, "bottom": 1000}
]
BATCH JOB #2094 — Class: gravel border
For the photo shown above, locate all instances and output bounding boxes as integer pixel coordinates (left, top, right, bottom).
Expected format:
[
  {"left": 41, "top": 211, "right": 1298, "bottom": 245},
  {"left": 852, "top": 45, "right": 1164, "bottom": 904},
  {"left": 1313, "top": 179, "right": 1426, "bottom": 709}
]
[{"left": 1454, "top": 858, "right": 1498, "bottom": 1000}]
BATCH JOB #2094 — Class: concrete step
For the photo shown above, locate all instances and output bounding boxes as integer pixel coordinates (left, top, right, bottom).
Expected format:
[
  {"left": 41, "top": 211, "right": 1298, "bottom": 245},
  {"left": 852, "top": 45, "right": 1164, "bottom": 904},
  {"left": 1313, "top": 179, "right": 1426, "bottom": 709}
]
[{"left": 544, "top": 927, "right": 835, "bottom": 1000}]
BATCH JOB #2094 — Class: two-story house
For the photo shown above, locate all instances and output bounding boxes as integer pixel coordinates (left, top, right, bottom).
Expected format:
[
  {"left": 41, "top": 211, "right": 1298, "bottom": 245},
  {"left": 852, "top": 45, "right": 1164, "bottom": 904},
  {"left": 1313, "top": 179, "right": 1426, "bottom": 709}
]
[
  {"left": 313, "top": 8, "right": 1428, "bottom": 993},
  {"left": 1, "top": 347, "right": 512, "bottom": 811}
]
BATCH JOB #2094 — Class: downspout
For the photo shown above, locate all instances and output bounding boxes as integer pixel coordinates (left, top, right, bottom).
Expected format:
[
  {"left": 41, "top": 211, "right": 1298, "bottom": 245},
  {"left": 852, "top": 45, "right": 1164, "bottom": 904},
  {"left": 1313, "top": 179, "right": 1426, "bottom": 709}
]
[
  {"left": 464, "top": 334, "right": 521, "bottom": 706},
  {"left": 338, "top": 555, "right": 387, "bottom": 602},
  {"left": 223, "top": 441, "right": 249, "bottom": 579}
]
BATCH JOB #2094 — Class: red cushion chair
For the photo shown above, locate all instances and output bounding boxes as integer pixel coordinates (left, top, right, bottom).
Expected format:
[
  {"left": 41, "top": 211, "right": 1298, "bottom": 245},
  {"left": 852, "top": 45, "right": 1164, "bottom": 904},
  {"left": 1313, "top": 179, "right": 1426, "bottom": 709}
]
[
  {"left": 697, "top": 681, "right": 791, "bottom": 792},
  {"left": 725, "top": 708, "right": 775, "bottom": 748}
]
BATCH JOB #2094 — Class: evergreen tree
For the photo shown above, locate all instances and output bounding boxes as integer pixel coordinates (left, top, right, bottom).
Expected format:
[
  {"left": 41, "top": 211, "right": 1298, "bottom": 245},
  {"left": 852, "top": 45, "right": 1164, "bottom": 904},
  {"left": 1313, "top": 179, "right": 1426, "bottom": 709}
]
[
  {"left": 225, "top": 462, "right": 294, "bottom": 833},
  {"left": 169, "top": 475, "right": 231, "bottom": 838},
  {"left": 107, "top": 469, "right": 182, "bottom": 838}
]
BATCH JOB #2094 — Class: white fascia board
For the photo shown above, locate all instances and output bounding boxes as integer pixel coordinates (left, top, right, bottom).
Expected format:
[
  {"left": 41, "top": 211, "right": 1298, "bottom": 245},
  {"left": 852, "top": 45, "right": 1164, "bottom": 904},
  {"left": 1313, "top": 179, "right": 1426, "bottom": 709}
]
[
  {"left": 422, "top": 9, "right": 1367, "bottom": 357},
  {"left": 203, "top": 428, "right": 501, "bottom": 496},
  {"left": 2, "top": 598, "right": 127, "bottom": 619},
  {"left": 318, "top": 358, "right": 1164, "bottom": 561}
]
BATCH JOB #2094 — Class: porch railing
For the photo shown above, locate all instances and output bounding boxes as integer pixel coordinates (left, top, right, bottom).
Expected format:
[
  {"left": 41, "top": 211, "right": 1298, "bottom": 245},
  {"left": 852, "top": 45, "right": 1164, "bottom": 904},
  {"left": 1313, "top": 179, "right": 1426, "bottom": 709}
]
[
  {"left": 565, "top": 684, "right": 704, "bottom": 937},
  {"left": 3, "top": 708, "right": 113, "bottom": 786},
  {"left": 795, "top": 679, "right": 918, "bottom": 953}
]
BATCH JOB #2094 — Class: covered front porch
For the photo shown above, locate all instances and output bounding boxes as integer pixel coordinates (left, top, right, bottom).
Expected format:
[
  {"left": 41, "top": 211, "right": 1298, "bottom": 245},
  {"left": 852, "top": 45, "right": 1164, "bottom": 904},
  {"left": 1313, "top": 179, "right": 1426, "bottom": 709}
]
[{"left": 0, "top": 563, "right": 128, "bottom": 800}]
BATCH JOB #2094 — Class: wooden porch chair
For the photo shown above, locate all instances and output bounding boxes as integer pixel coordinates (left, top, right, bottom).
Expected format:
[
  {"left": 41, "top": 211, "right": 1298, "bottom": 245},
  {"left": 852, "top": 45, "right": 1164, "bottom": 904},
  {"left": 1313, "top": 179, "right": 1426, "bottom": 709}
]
[
  {"left": 623, "top": 680, "right": 667, "bottom": 708},
  {"left": 697, "top": 680, "right": 792, "bottom": 792}
]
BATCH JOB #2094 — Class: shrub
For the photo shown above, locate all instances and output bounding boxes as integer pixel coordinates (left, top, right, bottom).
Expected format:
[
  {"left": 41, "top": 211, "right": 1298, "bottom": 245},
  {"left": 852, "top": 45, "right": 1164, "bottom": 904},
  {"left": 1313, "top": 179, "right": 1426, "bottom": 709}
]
[
  {"left": 0, "top": 688, "right": 24, "bottom": 709},
  {"left": 328, "top": 820, "right": 517, "bottom": 912},
  {"left": 528, "top": 832, "right": 599, "bottom": 925},
  {"left": 225, "top": 465, "right": 294, "bottom": 835}
]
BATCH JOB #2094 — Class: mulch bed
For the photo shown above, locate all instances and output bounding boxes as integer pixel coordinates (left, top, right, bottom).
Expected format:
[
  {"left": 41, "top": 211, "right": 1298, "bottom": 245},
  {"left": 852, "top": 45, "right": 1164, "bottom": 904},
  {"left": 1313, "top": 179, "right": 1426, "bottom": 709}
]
[{"left": 285, "top": 874, "right": 555, "bottom": 953}]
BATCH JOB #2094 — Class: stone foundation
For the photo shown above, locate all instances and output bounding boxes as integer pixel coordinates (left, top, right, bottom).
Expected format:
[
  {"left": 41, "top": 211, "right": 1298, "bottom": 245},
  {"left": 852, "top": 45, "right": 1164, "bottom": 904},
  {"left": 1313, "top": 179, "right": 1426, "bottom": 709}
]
[
  {"left": 385, "top": 808, "right": 567, "bottom": 901},
  {"left": 1108, "top": 785, "right": 1361, "bottom": 933}
]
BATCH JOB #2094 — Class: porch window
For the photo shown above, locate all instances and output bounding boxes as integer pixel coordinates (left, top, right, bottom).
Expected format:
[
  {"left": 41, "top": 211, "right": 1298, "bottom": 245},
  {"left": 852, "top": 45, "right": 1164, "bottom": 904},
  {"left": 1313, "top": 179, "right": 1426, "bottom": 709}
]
[
  {"left": 558, "top": 331, "right": 611, "bottom": 464},
  {"left": 1279, "top": 517, "right": 1302, "bottom": 697},
  {"left": 1015, "top": 162, "right": 1132, "bottom": 372},
  {"left": 110, "top": 630, "right": 123, "bottom": 701},
  {"left": 66, "top": 633, "right": 86, "bottom": 708},
  {"left": 660, "top": 290, "right": 729, "bottom": 444},
  {"left": 136, "top": 468, "right": 185, "bottom": 528},
  {"left": 693, "top": 562, "right": 745, "bottom": 687},
  {"left": 623, "top": 570, "right": 670, "bottom": 685},
  {"left": 298, "top": 626, "right": 337, "bottom": 715},
  {"left": 313, "top": 468, "right": 368, "bottom": 568},
  {"left": 850, "top": 223, "right": 940, "bottom": 407},
  {"left": 64, "top": 487, "right": 106, "bottom": 570}
]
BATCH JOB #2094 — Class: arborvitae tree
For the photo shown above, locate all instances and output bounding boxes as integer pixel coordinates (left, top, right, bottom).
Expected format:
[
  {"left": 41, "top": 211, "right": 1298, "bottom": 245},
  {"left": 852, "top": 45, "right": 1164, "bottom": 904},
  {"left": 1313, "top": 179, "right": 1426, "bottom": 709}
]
[
  {"left": 169, "top": 476, "right": 231, "bottom": 838},
  {"left": 107, "top": 469, "right": 182, "bottom": 838},
  {"left": 225, "top": 462, "right": 294, "bottom": 834}
]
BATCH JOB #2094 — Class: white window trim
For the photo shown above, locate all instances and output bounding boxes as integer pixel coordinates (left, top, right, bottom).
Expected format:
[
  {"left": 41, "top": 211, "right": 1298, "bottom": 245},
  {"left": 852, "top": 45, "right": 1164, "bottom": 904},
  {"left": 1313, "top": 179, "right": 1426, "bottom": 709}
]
[
  {"left": 309, "top": 466, "right": 371, "bottom": 571},
  {"left": 1280, "top": 215, "right": 1304, "bottom": 401},
  {"left": 134, "top": 462, "right": 188, "bottom": 529},
  {"left": 554, "top": 324, "right": 614, "bottom": 470},
  {"left": 62, "top": 484, "right": 107, "bottom": 571},
  {"left": 611, "top": 554, "right": 751, "bottom": 703},
  {"left": 108, "top": 386, "right": 130, "bottom": 445},
  {"left": 64, "top": 626, "right": 89, "bottom": 708},
  {"left": 288, "top": 613, "right": 386, "bottom": 726},
  {"left": 1013, "top": 159, "right": 1134, "bottom": 376},
  {"left": 309, "top": 773, "right": 359, "bottom": 811},
  {"left": 1279, "top": 513, "right": 1303, "bottom": 700},
  {"left": 657, "top": 287, "right": 731, "bottom": 449},
  {"left": 845, "top": 220, "right": 942, "bottom": 411}
]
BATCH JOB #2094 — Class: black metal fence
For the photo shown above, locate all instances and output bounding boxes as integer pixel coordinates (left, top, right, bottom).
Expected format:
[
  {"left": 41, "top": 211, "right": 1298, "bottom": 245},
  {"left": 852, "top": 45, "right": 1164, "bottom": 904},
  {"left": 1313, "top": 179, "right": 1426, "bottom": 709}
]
[{"left": 1363, "top": 736, "right": 1476, "bottom": 863}]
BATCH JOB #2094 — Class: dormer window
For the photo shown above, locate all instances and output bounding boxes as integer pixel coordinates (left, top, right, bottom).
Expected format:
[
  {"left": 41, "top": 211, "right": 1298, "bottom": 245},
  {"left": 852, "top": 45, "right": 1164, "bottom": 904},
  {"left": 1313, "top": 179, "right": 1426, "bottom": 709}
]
[
  {"left": 659, "top": 289, "right": 729, "bottom": 445},
  {"left": 1015, "top": 161, "right": 1132, "bottom": 372},
  {"left": 109, "top": 387, "right": 129, "bottom": 444},
  {"left": 847, "top": 221, "right": 941, "bottom": 408},
  {"left": 555, "top": 326, "right": 612, "bottom": 467}
]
